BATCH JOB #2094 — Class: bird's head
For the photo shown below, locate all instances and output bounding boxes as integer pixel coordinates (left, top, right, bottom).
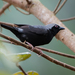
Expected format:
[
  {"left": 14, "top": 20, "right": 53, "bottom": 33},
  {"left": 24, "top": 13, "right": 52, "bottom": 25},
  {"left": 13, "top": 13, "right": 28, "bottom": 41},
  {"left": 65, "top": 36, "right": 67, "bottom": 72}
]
[{"left": 48, "top": 24, "right": 65, "bottom": 36}]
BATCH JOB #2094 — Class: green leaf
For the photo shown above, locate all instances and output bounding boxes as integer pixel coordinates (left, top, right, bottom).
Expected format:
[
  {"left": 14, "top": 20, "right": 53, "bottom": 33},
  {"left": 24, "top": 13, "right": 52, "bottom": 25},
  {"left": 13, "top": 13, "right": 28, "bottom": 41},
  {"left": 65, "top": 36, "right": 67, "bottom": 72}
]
[
  {"left": 27, "top": 71, "right": 39, "bottom": 75},
  {"left": 13, "top": 71, "right": 24, "bottom": 75},
  {"left": 6, "top": 52, "right": 31, "bottom": 63},
  {"left": 13, "top": 71, "right": 39, "bottom": 75}
]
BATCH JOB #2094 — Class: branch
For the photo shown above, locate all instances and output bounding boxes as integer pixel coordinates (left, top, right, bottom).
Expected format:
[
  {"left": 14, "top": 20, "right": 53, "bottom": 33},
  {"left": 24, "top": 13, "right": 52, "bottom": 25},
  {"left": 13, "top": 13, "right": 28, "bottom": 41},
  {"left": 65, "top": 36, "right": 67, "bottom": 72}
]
[
  {"left": 0, "top": 33, "right": 75, "bottom": 71},
  {"left": 36, "top": 47, "right": 75, "bottom": 59},
  {"left": 0, "top": 39, "right": 17, "bottom": 45},
  {"left": 15, "top": 7, "right": 30, "bottom": 15},
  {"left": 14, "top": 0, "right": 34, "bottom": 15},
  {"left": 0, "top": 3, "right": 11, "bottom": 15},
  {"left": 55, "top": 0, "right": 67, "bottom": 14},
  {"left": 60, "top": 17, "right": 75, "bottom": 22},
  {"left": 1, "top": 39, "right": 75, "bottom": 59},
  {"left": 0, "top": 21, "right": 18, "bottom": 27},
  {"left": 16, "top": 63, "right": 27, "bottom": 75},
  {"left": 53, "top": 0, "right": 61, "bottom": 14}
]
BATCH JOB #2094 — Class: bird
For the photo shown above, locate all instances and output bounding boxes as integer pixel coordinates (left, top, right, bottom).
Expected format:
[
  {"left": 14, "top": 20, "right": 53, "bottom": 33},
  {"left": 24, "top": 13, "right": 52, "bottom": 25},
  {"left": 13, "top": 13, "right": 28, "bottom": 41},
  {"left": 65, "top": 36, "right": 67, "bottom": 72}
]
[{"left": 0, "top": 23, "right": 65, "bottom": 47}]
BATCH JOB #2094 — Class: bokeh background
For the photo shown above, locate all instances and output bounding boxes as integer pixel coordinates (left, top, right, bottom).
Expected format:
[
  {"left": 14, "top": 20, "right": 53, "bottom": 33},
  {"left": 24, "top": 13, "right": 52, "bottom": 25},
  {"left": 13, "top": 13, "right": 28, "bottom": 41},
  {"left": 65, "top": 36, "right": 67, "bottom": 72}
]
[{"left": 0, "top": 0, "right": 75, "bottom": 75}]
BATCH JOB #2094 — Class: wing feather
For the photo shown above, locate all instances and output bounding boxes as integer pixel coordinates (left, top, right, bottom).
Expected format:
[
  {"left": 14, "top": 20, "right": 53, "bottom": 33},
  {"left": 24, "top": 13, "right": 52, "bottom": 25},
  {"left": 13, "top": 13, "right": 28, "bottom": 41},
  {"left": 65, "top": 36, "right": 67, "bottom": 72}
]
[{"left": 29, "top": 25, "right": 47, "bottom": 35}]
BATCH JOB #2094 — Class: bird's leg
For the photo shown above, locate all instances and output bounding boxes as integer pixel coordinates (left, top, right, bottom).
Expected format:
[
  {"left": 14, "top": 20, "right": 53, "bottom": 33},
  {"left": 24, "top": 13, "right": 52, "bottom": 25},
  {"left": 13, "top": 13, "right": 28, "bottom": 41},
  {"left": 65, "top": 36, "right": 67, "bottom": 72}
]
[
  {"left": 23, "top": 40, "right": 26, "bottom": 44},
  {"left": 23, "top": 41, "right": 34, "bottom": 51},
  {"left": 23, "top": 41, "right": 43, "bottom": 55},
  {"left": 25, "top": 41, "right": 43, "bottom": 55}
]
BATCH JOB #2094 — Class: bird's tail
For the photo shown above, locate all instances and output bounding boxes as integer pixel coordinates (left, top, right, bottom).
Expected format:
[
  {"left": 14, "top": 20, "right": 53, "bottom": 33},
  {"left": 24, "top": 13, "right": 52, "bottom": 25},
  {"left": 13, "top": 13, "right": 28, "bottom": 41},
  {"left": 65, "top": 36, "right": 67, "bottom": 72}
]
[{"left": 1, "top": 24, "right": 18, "bottom": 32}]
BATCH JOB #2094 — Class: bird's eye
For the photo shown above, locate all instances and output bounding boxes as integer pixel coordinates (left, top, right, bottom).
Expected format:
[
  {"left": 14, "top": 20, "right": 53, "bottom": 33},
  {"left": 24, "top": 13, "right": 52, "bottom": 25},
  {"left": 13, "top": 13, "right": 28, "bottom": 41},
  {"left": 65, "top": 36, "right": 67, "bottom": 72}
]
[{"left": 55, "top": 25, "right": 58, "bottom": 28}]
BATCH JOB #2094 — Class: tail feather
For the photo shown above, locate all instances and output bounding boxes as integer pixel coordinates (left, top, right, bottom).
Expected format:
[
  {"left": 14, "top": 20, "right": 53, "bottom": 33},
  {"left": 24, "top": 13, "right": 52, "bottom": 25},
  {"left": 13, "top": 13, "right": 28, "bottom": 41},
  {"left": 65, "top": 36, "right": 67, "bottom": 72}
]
[
  {"left": 1, "top": 24, "right": 18, "bottom": 32},
  {"left": 15, "top": 24, "right": 30, "bottom": 27},
  {"left": 1, "top": 24, "right": 21, "bottom": 39}
]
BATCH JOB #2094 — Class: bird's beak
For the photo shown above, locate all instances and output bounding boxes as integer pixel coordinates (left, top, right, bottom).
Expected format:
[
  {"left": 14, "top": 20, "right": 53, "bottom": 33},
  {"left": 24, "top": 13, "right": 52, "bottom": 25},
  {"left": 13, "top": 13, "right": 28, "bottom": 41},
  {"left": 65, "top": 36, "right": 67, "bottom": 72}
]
[{"left": 59, "top": 27, "right": 65, "bottom": 30}]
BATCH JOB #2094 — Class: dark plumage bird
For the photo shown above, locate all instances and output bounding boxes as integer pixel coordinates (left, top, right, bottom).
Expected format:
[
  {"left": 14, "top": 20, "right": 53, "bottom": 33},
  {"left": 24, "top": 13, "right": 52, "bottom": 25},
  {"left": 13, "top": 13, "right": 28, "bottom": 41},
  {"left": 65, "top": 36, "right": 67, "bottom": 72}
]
[{"left": 1, "top": 24, "right": 65, "bottom": 46}]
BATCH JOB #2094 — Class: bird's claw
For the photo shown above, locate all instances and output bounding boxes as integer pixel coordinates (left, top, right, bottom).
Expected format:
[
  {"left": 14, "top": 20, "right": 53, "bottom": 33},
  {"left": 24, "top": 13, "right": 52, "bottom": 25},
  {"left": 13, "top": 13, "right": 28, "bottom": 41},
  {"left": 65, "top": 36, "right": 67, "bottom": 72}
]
[
  {"left": 24, "top": 41, "right": 34, "bottom": 51},
  {"left": 23, "top": 41, "right": 43, "bottom": 55}
]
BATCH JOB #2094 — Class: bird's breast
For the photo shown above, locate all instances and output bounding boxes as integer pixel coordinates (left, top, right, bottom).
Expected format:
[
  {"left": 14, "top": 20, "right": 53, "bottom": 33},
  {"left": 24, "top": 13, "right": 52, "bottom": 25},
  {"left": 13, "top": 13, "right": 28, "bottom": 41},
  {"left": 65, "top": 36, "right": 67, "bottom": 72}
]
[{"left": 43, "top": 32, "right": 53, "bottom": 44}]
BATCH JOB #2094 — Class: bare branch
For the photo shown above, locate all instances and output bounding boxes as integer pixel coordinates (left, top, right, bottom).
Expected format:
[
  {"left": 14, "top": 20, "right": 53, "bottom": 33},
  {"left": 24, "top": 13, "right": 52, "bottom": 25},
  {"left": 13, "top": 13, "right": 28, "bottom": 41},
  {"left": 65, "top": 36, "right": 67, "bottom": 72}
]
[
  {"left": 15, "top": 7, "right": 30, "bottom": 15},
  {"left": 0, "top": 39, "right": 17, "bottom": 45},
  {"left": 36, "top": 47, "right": 75, "bottom": 59},
  {"left": 60, "top": 17, "right": 75, "bottom": 22},
  {"left": 1, "top": 39, "right": 75, "bottom": 59},
  {"left": 0, "top": 33, "right": 75, "bottom": 71},
  {"left": 16, "top": 63, "right": 27, "bottom": 75},
  {"left": 53, "top": 0, "right": 62, "bottom": 14},
  {"left": 55, "top": 0, "right": 67, "bottom": 14},
  {"left": 14, "top": 0, "right": 34, "bottom": 15},
  {"left": 0, "top": 21, "right": 18, "bottom": 27},
  {"left": 0, "top": 3, "right": 11, "bottom": 15}
]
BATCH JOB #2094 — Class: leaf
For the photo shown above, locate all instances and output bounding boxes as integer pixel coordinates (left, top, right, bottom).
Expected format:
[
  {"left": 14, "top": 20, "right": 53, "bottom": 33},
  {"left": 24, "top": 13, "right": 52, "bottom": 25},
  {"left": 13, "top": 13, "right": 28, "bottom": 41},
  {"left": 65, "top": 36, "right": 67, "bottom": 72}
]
[
  {"left": 13, "top": 71, "right": 39, "bottom": 75},
  {"left": 13, "top": 71, "right": 24, "bottom": 75},
  {"left": 6, "top": 52, "right": 31, "bottom": 63},
  {"left": 27, "top": 71, "right": 39, "bottom": 75}
]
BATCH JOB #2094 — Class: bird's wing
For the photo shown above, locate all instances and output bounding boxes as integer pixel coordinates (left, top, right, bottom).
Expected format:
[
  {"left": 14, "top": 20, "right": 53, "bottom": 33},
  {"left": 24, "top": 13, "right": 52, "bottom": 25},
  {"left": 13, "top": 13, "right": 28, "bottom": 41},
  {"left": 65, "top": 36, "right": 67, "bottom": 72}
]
[
  {"left": 15, "top": 24, "right": 48, "bottom": 35},
  {"left": 15, "top": 24, "right": 30, "bottom": 27},
  {"left": 29, "top": 26, "right": 48, "bottom": 35}
]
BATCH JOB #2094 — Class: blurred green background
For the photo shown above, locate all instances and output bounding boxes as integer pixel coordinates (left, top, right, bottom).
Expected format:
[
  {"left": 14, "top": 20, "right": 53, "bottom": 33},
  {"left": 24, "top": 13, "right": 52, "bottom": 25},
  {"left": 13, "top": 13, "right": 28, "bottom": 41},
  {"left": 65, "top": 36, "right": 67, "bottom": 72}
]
[{"left": 0, "top": 0, "right": 75, "bottom": 75}]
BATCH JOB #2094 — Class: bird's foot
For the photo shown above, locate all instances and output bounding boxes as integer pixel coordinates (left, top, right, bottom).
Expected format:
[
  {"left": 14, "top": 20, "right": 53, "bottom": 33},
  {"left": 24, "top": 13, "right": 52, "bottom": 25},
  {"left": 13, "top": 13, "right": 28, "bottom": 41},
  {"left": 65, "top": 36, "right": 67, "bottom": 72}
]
[
  {"left": 24, "top": 41, "right": 34, "bottom": 51},
  {"left": 23, "top": 41, "right": 43, "bottom": 56}
]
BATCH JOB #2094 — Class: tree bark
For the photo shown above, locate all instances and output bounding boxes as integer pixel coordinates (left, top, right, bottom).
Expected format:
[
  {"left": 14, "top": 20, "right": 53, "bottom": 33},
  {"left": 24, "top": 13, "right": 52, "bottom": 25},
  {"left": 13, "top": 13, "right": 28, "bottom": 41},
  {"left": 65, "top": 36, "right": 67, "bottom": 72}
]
[{"left": 3, "top": 0, "right": 75, "bottom": 52}]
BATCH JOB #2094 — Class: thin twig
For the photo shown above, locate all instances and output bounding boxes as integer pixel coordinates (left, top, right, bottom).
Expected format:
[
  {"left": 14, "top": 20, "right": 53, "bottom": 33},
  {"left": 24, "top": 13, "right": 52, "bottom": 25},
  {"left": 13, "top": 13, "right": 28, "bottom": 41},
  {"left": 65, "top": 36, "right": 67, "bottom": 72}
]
[
  {"left": 15, "top": 7, "right": 30, "bottom": 15},
  {"left": 0, "top": 39, "right": 17, "bottom": 45},
  {"left": 1, "top": 39, "right": 75, "bottom": 59},
  {"left": 0, "top": 3, "right": 11, "bottom": 15},
  {"left": 0, "top": 33, "right": 75, "bottom": 71},
  {"left": 16, "top": 63, "right": 27, "bottom": 75},
  {"left": 36, "top": 47, "right": 75, "bottom": 59},
  {"left": 55, "top": 0, "right": 67, "bottom": 14},
  {"left": 60, "top": 17, "right": 75, "bottom": 22},
  {"left": 0, "top": 21, "right": 18, "bottom": 27},
  {"left": 53, "top": 0, "right": 62, "bottom": 14}
]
